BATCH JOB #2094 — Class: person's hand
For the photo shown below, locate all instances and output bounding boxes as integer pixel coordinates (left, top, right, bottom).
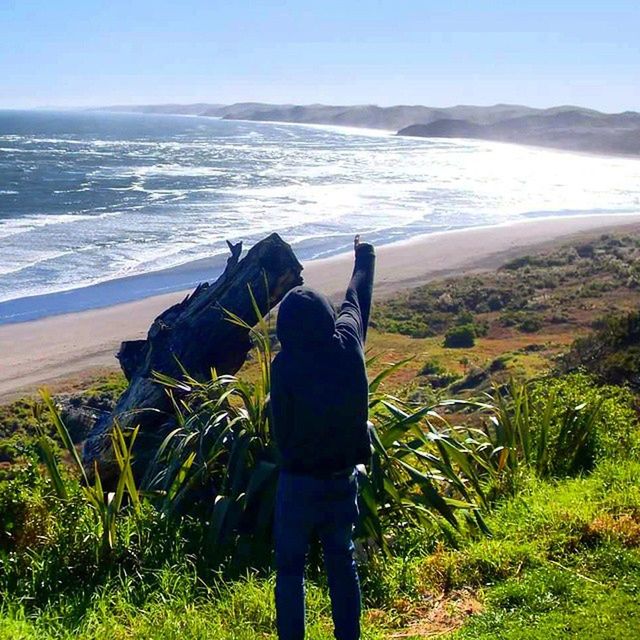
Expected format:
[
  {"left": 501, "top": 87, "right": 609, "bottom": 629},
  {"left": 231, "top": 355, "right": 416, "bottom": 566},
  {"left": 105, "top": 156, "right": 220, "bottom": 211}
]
[
  {"left": 354, "top": 234, "right": 374, "bottom": 256},
  {"left": 354, "top": 234, "right": 374, "bottom": 257}
]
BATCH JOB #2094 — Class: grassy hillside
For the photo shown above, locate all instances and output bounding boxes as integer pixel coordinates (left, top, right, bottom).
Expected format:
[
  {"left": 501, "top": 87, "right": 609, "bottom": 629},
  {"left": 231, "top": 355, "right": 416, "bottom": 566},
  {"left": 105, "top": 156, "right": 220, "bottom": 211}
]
[
  {"left": 1, "top": 461, "right": 638, "bottom": 639},
  {"left": 1, "top": 230, "right": 639, "bottom": 639},
  {"left": 373, "top": 232, "right": 640, "bottom": 341},
  {"left": 370, "top": 231, "right": 640, "bottom": 392}
]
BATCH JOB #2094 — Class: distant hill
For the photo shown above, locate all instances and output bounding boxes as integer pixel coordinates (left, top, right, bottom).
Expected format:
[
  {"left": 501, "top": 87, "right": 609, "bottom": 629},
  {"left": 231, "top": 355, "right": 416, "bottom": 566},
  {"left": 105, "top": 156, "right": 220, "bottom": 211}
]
[
  {"left": 96, "top": 102, "right": 640, "bottom": 156},
  {"left": 397, "top": 109, "right": 640, "bottom": 156},
  {"left": 100, "top": 103, "right": 227, "bottom": 116},
  {"left": 399, "top": 119, "right": 484, "bottom": 138},
  {"left": 95, "top": 102, "right": 564, "bottom": 129}
]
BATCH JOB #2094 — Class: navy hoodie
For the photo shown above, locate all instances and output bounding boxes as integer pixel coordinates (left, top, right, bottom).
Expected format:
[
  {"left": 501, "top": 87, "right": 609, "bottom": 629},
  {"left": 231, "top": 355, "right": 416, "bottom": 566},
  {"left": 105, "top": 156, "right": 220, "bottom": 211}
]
[{"left": 270, "top": 243, "right": 376, "bottom": 474}]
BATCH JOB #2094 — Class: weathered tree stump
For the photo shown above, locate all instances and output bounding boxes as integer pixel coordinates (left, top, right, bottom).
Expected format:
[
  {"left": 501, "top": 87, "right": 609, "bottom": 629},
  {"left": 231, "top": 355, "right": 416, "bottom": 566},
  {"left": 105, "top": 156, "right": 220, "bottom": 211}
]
[{"left": 82, "top": 233, "right": 303, "bottom": 482}]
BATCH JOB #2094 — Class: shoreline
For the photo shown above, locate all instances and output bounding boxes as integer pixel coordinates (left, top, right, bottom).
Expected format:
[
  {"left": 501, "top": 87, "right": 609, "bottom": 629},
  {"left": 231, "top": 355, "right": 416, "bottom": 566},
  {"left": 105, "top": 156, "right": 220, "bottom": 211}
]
[
  {"left": 3, "top": 111, "right": 639, "bottom": 327},
  {"left": 1, "top": 213, "right": 640, "bottom": 401},
  {"left": 3, "top": 210, "right": 640, "bottom": 326},
  {"left": 225, "top": 116, "right": 640, "bottom": 160}
]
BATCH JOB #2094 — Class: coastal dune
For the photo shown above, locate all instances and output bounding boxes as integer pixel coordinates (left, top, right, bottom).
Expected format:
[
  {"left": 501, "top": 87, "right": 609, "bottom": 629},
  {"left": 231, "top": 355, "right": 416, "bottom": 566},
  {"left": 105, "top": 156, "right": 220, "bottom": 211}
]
[{"left": 1, "top": 214, "right": 639, "bottom": 401}]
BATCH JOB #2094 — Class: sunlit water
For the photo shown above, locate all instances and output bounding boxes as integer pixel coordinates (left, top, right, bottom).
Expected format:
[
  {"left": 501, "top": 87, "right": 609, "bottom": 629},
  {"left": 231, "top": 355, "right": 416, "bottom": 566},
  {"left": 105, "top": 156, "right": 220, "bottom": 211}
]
[{"left": 1, "top": 109, "right": 640, "bottom": 308}]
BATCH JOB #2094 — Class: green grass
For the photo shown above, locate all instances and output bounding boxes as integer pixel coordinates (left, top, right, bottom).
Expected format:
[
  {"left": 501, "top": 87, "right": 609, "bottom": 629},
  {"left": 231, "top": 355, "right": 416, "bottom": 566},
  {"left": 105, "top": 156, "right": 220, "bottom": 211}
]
[
  {"left": 0, "top": 573, "right": 390, "bottom": 639},
  {"left": 1, "top": 460, "right": 638, "bottom": 639},
  {"left": 2, "top": 366, "right": 638, "bottom": 638},
  {"left": 443, "top": 460, "right": 640, "bottom": 640},
  {"left": 452, "top": 563, "right": 639, "bottom": 640}
]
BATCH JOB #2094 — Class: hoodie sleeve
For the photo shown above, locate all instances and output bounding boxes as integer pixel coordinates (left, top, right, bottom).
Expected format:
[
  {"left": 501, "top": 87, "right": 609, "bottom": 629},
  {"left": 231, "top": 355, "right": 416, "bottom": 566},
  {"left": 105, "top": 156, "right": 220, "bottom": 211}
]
[
  {"left": 336, "top": 242, "right": 376, "bottom": 346},
  {"left": 269, "top": 355, "right": 292, "bottom": 456}
]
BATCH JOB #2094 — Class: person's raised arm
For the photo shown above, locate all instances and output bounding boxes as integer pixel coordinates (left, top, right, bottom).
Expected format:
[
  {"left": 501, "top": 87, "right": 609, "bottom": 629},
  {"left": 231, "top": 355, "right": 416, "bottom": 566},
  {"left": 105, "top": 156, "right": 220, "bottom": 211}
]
[{"left": 336, "top": 235, "right": 376, "bottom": 345}]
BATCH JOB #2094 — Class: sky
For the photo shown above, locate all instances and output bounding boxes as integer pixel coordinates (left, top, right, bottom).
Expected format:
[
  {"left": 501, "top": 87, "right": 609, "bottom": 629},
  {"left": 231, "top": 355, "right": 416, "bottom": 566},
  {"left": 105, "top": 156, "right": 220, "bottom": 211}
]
[{"left": 1, "top": 0, "right": 638, "bottom": 112}]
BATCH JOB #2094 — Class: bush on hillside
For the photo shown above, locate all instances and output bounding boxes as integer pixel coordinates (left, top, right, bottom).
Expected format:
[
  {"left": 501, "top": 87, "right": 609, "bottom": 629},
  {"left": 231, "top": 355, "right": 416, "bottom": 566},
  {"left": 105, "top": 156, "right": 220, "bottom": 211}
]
[
  {"left": 444, "top": 324, "right": 476, "bottom": 348},
  {"left": 419, "top": 359, "right": 445, "bottom": 376},
  {"left": 530, "top": 373, "right": 640, "bottom": 471},
  {"left": 478, "top": 374, "right": 640, "bottom": 498},
  {"left": 418, "top": 358, "right": 461, "bottom": 389},
  {"left": 562, "top": 311, "right": 640, "bottom": 389},
  {"left": 518, "top": 316, "right": 543, "bottom": 333}
]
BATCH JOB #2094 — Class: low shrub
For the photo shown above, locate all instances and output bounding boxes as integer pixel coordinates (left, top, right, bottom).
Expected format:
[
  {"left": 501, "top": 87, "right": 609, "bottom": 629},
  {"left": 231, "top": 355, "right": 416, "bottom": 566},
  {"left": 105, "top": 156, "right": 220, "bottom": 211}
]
[
  {"left": 474, "top": 375, "right": 639, "bottom": 497},
  {"left": 518, "top": 317, "right": 543, "bottom": 333},
  {"left": 530, "top": 373, "right": 640, "bottom": 469},
  {"left": 418, "top": 360, "right": 461, "bottom": 388},
  {"left": 444, "top": 325, "right": 476, "bottom": 348},
  {"left": 455, "top": 311, "right": 474, "bottom": 326},
  {"left": 419, "top": 359, "right": 445, "bottom": 376},
  {"left": 563, "top": 310, "right": 640, "bottom": 389}
]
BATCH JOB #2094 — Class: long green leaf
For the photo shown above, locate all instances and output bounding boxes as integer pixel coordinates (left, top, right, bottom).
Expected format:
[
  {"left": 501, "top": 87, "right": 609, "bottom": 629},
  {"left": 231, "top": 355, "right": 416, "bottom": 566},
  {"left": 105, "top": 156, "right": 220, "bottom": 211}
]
[
  {"left": 40, "top": 388, "right": 88, "bottom": 485},
  {"left": 34, "top": 436, "right": 68, "bottom": 500}
]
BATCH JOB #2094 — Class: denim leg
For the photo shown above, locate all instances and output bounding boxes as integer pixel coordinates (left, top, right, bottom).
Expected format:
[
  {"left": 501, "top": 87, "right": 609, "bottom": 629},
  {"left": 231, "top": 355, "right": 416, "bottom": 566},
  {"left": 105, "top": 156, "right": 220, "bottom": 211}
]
[
  {"left": 318, "top": 475, "right": 361, "bottom": 640},
  {"left": 274, "top": 472, "right": 315, "bottom": 640}
]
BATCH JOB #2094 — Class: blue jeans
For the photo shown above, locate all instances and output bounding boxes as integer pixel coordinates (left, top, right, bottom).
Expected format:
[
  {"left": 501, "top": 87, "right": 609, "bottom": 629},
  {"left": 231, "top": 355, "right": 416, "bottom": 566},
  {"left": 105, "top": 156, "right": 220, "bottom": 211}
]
[{"left": 274, "top": 469, "right": 361, "bottom": 640}]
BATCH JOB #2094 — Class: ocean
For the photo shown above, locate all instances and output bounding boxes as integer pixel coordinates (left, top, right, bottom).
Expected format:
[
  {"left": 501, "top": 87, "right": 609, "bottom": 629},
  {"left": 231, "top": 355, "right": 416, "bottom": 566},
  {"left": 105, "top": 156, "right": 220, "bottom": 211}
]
[{"left": 1, "top": 109, "right": 639, "bottom": 324}]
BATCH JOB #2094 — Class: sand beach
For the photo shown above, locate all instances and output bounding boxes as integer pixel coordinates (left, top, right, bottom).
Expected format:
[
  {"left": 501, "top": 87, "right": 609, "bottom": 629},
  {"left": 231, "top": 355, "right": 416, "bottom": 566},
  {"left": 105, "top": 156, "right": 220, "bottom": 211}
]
[{"left": 1, "top": 213, "right": 639, "bottom": 400}]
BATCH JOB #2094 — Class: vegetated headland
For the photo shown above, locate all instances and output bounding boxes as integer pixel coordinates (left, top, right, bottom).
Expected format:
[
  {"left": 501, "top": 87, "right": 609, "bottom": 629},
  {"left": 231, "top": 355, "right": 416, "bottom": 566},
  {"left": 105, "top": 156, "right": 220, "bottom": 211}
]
[
  {"left": 1, "top": 222, "right": 640, "bottom": 638},
  {"left": 97, "top": 101, "right": 640, "bottom": 156}
]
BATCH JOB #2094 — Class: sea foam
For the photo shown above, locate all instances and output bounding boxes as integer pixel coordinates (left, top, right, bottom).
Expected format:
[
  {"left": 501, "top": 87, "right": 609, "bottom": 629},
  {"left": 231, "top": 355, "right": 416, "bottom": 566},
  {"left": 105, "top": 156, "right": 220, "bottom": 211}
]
[{"left": 1, "top": 109, "right": 639, "bottom": 306}]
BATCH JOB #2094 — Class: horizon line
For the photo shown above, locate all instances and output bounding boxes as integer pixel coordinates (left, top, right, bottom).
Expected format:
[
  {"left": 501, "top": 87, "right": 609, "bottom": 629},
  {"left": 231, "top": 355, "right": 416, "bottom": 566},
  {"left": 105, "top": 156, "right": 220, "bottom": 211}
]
[{"left": 3, "top": 100, "right": 640, "bottom": 117}]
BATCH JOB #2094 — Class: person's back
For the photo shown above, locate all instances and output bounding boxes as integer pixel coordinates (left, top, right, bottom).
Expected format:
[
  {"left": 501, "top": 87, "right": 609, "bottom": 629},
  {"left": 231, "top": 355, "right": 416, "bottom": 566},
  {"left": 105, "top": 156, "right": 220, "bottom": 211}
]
[{"left": 270, "top": 235, "right": 375, "bottom": 640}]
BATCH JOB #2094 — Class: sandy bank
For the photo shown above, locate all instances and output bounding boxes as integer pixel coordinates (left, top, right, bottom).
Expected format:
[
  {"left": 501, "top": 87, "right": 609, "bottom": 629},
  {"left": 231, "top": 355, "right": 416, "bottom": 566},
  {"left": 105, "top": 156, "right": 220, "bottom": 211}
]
[{"left": 1, "top": 214, "right": 639, "bottom": 401}]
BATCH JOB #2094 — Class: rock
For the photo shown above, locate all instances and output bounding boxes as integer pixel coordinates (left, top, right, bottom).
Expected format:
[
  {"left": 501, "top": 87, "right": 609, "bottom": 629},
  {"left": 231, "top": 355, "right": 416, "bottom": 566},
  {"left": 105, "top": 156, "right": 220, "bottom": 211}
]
[{"left": 59, "top": 402, "right": 107, "bottom": 443}]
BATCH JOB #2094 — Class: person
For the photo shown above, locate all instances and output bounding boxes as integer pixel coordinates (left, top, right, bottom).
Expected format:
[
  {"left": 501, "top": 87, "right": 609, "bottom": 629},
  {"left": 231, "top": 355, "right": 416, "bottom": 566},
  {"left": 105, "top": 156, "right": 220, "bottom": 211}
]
[{"left": 270, "top": 234, "right": 376, "bottom": 640}]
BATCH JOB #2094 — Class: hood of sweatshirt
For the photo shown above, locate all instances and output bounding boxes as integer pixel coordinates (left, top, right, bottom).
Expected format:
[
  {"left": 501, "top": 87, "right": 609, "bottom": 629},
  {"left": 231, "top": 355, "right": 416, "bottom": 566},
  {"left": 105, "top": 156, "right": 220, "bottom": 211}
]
[{"left": 276, "top": 286, "right": 336, "bottom": 350}]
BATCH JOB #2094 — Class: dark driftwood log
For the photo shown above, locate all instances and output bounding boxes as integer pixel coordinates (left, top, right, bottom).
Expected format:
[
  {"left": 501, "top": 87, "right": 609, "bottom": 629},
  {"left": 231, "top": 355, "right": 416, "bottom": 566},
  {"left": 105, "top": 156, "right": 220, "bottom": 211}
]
[{"left": 82, "top": 233, "right": 303, "bottom": 482}]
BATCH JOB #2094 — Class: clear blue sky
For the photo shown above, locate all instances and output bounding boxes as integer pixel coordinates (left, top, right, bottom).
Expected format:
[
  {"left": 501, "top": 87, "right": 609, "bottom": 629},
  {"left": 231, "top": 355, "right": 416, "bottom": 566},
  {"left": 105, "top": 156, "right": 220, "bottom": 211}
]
[{"left": 1, "top": 0, "right": 638, "bottom": 112}]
